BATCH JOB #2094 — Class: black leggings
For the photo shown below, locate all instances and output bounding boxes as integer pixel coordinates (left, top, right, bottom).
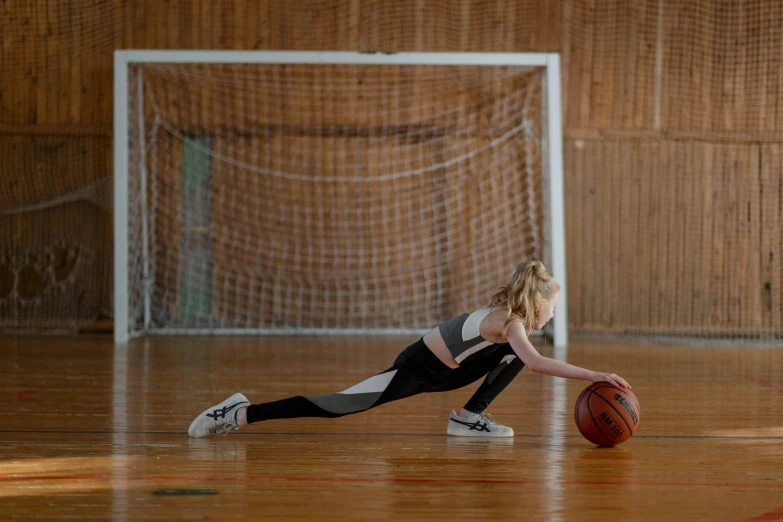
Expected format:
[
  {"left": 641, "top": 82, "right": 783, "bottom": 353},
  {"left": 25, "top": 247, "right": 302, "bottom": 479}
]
[{"left": 245, "top": 338, "right": 525, "bottom": 424}]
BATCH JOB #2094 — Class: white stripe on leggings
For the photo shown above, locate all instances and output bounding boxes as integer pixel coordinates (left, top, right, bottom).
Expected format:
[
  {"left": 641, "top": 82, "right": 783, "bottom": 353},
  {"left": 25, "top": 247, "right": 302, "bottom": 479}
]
[{"left": 339, "top": 370, "right": 398, "bottom": 395}]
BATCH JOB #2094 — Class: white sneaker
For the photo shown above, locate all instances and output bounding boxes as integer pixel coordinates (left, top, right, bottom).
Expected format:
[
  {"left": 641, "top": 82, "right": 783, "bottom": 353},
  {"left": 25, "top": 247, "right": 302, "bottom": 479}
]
[
  {"left": 446, "top": 410, "right": 514, "bottom": 437},
  {"left": 188, "top": 393, "right": 250, "bottom": 438}
]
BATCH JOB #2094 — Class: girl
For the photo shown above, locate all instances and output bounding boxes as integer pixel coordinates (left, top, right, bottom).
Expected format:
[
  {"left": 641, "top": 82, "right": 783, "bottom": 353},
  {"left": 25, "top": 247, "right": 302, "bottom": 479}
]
[{"left": 188, "top": 260, "right": 631, "bottom": 438}]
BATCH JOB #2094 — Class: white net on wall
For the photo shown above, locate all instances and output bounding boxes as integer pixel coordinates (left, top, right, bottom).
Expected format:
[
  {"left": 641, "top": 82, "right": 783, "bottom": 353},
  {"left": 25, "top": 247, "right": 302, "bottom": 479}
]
[{"left": 125, "top": 62, "right": 547, "bottom": 334}]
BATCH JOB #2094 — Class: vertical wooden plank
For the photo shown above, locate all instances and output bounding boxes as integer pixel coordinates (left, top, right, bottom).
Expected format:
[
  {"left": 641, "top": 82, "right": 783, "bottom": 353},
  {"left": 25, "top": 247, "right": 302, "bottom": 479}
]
[
  {"left": 575, "top": 2, "right": 595, "bottom": 129},
  {"left": 699, "top": 144, "right": 716, "bottom": 331},
  {"left": 598, "top": 141, "right": 620, "bottom": 330},
  {"left": 650, "top": 141, "right": 668, "bottom": 331},
  {"left": 561, "top": 0, "right": 573, "bottom": 128},
  {"left": 669, "top": 142, "right": 684, "bottom": 331},
  {"left": 589, "top": 11, "right": 610, "bottom": 129},
  {"left": 673, "top": 141, "right": 686, "bottom": 331},
  {"left": 717, "top": 146, "right": 734, "bottom": 332},
  {"left": 749, "top": 143, "right": 764, "bottom": 330},
  {"left": 599, "top": 141, "right": 611, "bottom": 328},
  {"left": 580, "top": 140, "right": 595, "bottom": 329},
  {"left": 726, "top": 145, "right": 742, "bottom": 331},
  {"left": 741, "top": 145, "right": 761, "bottom": 329},
  {"left": 564, "top": 140, "right": 581, "bottom": 329},
  {"left": 617, "top": 141, "right": 633, "bottom": 331},
  {"left": 665, "top": 141, "right": 679, "bottom": 331},
  {"left": 608, "top": 141, "right": 622, "bottom": 329},
  {"left": 645, "top": 140, "right": 658, "bottom": 331},
  {"left": 760, "top": 145, "right": 782, "bottom": 333},
  {"left": 710, "top": 144, "right": 725, "bottom": 333},
  {"left": 733, "top": 3, "right": 748, "bottom": 133},
  {"left": 679, "top": 142, "right": 697, "bottom": 333},
  {"left": 638, "top": 141, "right": 653, "bottom": 331},
  {"left": 564, "top": 140, "right": 575, "bottom": 327},
  {"left": 587, "top": 141, "right": 602, "bottom": 329}
]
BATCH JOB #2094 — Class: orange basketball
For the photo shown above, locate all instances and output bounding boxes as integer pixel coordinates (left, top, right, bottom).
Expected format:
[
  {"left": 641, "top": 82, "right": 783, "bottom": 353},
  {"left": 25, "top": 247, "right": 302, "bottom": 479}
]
[{"left": 574, "top": 383, "right": 640, "bottom": 446}]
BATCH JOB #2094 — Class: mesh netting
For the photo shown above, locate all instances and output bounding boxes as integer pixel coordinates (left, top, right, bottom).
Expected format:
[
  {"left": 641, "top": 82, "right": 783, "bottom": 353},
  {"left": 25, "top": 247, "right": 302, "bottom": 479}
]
[{"left": 125, "top": 62, "right": 545, "bottom": 333}]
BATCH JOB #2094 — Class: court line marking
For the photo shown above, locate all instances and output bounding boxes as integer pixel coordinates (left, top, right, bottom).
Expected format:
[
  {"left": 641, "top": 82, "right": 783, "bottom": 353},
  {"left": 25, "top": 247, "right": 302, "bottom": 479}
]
[
  {"left": 740, "top": 505, "right": 783, "bottom": 522},
  {"left": 1, "top": 474, "right": 782, "bottom": 489},
  {"left": 746, "top": 377, "right": 783, "bottom": 396}
]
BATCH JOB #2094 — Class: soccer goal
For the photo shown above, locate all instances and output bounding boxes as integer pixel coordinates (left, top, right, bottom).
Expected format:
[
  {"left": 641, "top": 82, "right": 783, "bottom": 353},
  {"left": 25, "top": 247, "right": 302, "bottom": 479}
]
[{"left": 114, "top": 51, "right": 567, "bottom": 347}]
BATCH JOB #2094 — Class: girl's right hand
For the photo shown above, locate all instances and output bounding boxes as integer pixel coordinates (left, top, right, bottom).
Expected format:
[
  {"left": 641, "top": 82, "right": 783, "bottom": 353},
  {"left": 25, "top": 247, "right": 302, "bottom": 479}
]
[{"left": 590, "top": 371, "right": 631, "bottom": 389}]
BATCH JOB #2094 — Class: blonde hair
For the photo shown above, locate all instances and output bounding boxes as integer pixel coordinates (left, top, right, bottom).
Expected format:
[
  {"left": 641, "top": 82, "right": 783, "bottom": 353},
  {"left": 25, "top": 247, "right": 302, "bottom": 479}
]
[{"left": 488, "top": 260, "right": 560, "bottom": 337}]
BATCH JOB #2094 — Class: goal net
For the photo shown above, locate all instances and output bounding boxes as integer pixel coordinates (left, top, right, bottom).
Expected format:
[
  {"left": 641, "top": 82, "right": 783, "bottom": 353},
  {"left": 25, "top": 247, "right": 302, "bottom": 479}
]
[{"left": 115, "top": 52, "right": 567, "bottom": 344}]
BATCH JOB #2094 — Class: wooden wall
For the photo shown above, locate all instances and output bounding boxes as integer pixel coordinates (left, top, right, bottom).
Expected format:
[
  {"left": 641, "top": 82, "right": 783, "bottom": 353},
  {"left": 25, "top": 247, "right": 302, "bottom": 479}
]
[
  {"left": 562, "top": 0, "right": 783, "bottom": 337},
  {"left": 1, "top": 0, "right": 781, "bottom": 337}
]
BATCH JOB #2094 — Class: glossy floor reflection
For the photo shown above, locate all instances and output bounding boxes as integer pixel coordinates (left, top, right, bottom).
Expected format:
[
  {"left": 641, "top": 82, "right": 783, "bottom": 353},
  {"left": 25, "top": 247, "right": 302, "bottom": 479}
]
[{"left": 2, "top": 335, "right": 783, "bottom": 521}]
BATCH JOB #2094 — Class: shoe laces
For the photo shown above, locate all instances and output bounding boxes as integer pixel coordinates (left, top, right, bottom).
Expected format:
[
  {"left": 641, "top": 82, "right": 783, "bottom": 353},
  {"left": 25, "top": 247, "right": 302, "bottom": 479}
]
[
  {"left": 211, "top": 419, "right": 239, "bottom": 436},
  {"left": 476, "top": 412, "right": 500, "bottom": 427}
]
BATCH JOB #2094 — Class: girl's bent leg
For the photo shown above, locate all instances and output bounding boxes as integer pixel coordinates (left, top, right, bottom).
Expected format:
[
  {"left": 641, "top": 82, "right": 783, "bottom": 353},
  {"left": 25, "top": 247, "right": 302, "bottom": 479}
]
[
  {"left": 432, "top": 344, "right": 525, "bottom": 414},
  {"left": 462, "top": 354, "right": 525, "bottom": 413}
]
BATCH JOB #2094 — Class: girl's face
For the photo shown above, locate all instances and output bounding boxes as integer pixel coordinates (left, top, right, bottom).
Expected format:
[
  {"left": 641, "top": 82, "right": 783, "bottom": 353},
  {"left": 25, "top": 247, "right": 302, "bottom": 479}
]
[{"left": 535, "top": 291, "right": 559, "bottom": 330}]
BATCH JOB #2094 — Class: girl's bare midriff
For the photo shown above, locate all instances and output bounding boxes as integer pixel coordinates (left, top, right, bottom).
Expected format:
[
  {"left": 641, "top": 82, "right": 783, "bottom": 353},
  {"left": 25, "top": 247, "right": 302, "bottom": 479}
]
[{"left": 421, "top": 308, "right": 511, "bottom": 369}]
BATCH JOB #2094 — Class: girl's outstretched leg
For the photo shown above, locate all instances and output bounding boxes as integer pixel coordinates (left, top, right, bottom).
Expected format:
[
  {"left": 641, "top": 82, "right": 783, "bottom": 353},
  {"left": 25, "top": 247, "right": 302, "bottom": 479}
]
[
  {"left": 188, "top": 337, "right": 452, "bottom": 438},
  {"left": 247, "top": 366, "right": 435, "bottom": 422},
  {"left": 188, "top": 366, "right": 433, "bottom": 437},
  {"left": 245, "top": 367, "right": 410, "bottom": 422}
]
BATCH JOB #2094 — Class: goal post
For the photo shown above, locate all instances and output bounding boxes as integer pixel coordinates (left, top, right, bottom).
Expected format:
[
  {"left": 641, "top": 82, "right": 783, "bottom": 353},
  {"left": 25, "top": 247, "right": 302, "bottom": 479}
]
[{"left": 113, "top": 50, "right": 567, "bottom": 348}]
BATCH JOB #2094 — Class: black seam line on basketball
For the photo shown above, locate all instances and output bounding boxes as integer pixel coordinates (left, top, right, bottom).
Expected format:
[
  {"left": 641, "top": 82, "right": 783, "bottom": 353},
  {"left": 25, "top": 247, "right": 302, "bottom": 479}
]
[
  {"left": 611, "top": 389, "right": 640, "bottom": 417},
  {"left": 585, "top": 393, "right": 616, "bottom": 445},
  {"left": 1, "top": 429, "right": 782, "bottom": 440},
  {"left": 590, "top": 390, "right": 635, "bottom": 434},
  {"left": 593, "top": 384, "right": 639, "bottom": 405},
  {"left": 586, "top": 392, "right": 617, "bottom": 445},
  {"left": 593, "top": 385, "right": 639, "bottom": 413},
  {"left": 588, "top": 384, "right": 623, "bottom": 394},
  {"left": 589, "top": 385, "right": 640, "bottom": 419},
  {"left": 587, "top": 386, "right": 633, "bottom": 437},
  {"left": 612, "top": 390, "right": 640, "bottom": 427},
  {"left": 574, "top": 389, "right": 590, "bottom": 439}
]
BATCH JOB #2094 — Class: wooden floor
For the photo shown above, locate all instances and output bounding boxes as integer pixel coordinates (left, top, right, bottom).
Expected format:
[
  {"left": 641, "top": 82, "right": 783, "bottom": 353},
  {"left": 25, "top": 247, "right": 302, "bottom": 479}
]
[{"left": 2, "top": 334, "right": 783, "bottom": 521}]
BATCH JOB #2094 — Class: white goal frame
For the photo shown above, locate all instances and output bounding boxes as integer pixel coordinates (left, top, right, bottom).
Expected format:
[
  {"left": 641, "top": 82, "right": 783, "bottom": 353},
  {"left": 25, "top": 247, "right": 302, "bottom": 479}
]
[{"left": 113, "top": 50, "right": 568, "bottom": 348}]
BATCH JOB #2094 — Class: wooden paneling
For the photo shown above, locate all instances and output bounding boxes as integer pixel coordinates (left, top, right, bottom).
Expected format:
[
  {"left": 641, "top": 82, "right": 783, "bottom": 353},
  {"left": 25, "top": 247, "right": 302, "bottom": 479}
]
[
  {"left": 358, "top": 0, "right": 562, "bottom": 53},
  {"left": 0, "top": 0, "right": 119, "bottom": 126},
  {"left": 563, "top": 0, "right": 659, "bottom": 131},
  {"left": 661, "top": 0, "right": 783, "bottom": 134},
  {"left": 0, "top": 134, "right": 111, "bottom": 209},
  {"left": 566, "top": 139, "right": 781, "bottom": 336},
  {"left": 760, "top": 145, "right": 783, "bottom": 332},
  {"left": 123, "top": 1, "right": 360, "bottom": 52}
]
